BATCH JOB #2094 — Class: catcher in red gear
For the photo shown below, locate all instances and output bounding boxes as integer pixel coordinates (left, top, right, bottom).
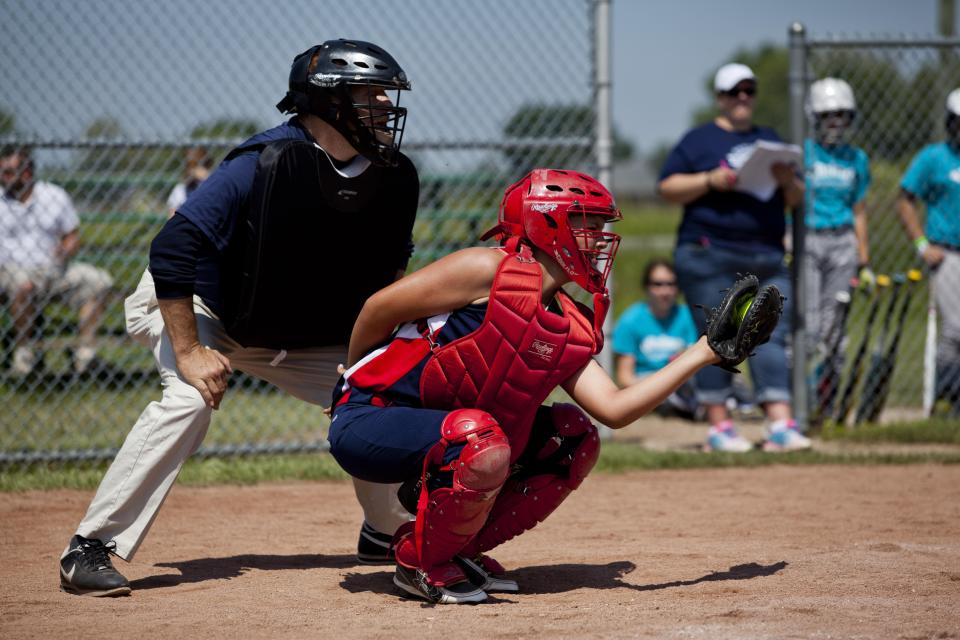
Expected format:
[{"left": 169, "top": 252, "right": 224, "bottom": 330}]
[{"left": 328, "top": 168, "right": 781, "bottom": 604}]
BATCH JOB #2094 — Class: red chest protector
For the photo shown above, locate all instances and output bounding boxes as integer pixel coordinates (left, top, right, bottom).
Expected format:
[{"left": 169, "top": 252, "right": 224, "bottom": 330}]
[{"left": 419, "top": 242, "right": 605, "bottom": 462}]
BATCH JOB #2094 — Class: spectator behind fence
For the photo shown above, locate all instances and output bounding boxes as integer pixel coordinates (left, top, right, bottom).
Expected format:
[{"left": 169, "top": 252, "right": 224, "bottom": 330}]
[
  {"left": 803, "top": 78, "right": 873, "bottom": 364},
  {"left": 166, "top": 146, "right": 213, "bottom": 218},
  {"left": 0, "top": 145, "right": 114, "bottom": 376},
  {"left": 657, "top": 62, "right": 810, "bottom": 453},
  {"left": 896, "top": 88, "right": 960, "bottom": 414},
  {"left": 613, "top": 258, "right": 700, "bottom": 420},
  {"left": 58, "top": 39, "right": 419, "bottom": 598}
]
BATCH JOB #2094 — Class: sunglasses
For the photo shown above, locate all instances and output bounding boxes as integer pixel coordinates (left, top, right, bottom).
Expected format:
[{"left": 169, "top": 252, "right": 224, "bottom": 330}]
[
  {"left": 721, "top": 86, "right": 756, "bottom": 98},
  {"left": 648, "top": 280, "right": 677, "bottom": 288},
  {"left": 819, "top": 110, "right": 853, "bottom": 120}
]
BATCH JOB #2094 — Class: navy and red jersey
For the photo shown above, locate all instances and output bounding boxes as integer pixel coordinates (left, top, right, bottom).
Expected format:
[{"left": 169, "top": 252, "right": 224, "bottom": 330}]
[{"left": 333, "top": 303, "right": 487, "bottom": 408}]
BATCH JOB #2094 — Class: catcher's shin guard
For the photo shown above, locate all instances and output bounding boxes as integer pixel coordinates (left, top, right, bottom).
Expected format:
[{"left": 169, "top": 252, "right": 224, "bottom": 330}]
[
  {"left": 394, "top": 409, "right": 511, "bottom": 575},
  {"left": 461, "top": 403, "right": 600, "bottom": 557}
]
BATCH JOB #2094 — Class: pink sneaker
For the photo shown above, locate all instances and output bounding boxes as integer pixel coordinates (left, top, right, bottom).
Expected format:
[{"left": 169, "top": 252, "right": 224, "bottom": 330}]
[{"left": 704, "top": 421, "right": 752, "bottom": 453}]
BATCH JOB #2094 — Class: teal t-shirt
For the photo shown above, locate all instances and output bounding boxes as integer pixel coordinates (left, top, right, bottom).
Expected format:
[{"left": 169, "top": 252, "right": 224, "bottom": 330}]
[
  {"left": 804, "top": 139, "right": 870, "bottom": 229},
  {"left": 612, "top": 302, "right": 698, "bottom": 374},
  {"left": 901, "top": 142, "right": 960, "bottom": 245}
]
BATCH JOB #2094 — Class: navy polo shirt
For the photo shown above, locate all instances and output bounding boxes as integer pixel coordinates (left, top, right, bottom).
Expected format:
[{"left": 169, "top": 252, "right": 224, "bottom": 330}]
[{"left": 660, "top": 122, "right": 787, "bottom": 252}]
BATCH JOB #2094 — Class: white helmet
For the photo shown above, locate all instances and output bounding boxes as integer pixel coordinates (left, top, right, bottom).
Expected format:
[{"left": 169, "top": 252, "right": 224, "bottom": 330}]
[
  {"left": 946, "top": 88, "right": 960, "bottom": 117},
  {"left": 808, "top": 78, "right": 857, "bottom": 115}
]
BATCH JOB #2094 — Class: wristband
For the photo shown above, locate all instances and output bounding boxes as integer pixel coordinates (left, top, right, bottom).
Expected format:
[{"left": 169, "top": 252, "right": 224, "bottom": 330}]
[{"left": 914, "top": 236, "right": 930, "bottom": 255}]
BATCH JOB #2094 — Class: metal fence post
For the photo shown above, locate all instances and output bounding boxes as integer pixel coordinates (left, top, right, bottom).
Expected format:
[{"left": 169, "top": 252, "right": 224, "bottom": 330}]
[
  {"left": 593, "top": 0, "right": 616, "bottom": 439},
  {"left": 788, "top": 22, "right": 809, "bottom": 432}
]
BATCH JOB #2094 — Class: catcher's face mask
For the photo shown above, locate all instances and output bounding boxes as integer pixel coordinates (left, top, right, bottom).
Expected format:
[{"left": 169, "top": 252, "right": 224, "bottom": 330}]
[{"left": 482, "top": 169, "right": 621, "bottom": 295}]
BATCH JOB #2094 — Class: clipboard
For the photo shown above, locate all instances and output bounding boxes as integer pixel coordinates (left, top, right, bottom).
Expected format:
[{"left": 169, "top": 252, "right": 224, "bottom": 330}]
[{"left": 734, "top": 140, "right": 802, "bottom": 201}]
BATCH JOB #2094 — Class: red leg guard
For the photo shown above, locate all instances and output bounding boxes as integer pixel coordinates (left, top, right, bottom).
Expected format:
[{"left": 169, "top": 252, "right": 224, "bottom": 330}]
[
  {"left": 394, "top": 409, "right": 511, "bottom": 574},
  {"left": 461, "top": 403, "right": 600, "bottom": 557}
]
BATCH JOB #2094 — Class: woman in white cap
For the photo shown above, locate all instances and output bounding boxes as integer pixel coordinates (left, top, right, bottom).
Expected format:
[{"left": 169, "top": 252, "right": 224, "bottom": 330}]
[
  {"left": 897, "top": 88, "right": 960, "bottom": 414},
  {"left": 657, "top": 62, "right": 809, "bottom": 453},
  {"left": 803, "top": 78, "right": 873, "bottom": 413}
]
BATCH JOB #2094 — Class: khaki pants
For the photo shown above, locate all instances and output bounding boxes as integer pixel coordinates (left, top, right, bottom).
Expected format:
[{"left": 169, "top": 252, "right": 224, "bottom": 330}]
[{"left": 74, "top": 269, "right": 410, "bottom": 560}]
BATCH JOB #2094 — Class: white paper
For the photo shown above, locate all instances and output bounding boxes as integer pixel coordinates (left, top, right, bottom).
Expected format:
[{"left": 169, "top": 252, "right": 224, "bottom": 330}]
[{"left": 733, "top": 140, "right": 803, "bottom": 201}]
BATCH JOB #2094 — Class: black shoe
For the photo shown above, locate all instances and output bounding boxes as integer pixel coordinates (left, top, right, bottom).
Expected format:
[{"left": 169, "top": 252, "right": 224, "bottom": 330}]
[
  {"left": 60, "top": 535, "right": 131, "bottom": 597},
  {"left": 357, "top": 521, "right": 396, "bottom": 565},
  {"left": 454, "top": 555, "right": 519, "bottom": 593},
  {"left": 393, "top": 563, "right": 487, "bottom": 604}
]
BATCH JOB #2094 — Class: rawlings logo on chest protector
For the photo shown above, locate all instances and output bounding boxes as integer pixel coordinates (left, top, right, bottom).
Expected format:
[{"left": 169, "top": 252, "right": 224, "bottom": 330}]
[{"left": 528, "top": 339, "right": 558, "bottom": 362}]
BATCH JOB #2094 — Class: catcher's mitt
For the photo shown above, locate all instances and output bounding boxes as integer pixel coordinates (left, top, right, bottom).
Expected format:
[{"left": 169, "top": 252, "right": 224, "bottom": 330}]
[{"left": 704, "top": 274, "right": 784, "bottom": 372}]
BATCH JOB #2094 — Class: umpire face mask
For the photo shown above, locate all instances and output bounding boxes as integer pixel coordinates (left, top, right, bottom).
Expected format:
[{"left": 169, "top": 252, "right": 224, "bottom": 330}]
[{"left": 345, "top": 83, "right": 408, "bottom": 163}]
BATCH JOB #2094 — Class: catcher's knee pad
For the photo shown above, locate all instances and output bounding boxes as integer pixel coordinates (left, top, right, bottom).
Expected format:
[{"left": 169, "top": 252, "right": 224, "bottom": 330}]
[
  {"left": 462, "top": 403, "right": 600, "bottom": 556},
  {"left": 395, "top": 409, "right": 511, "bottom": 572}
]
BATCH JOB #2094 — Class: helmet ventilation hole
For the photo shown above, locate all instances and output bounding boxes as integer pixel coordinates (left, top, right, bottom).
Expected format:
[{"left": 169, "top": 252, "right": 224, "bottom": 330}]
[
  {"left": 569, "top": 187, "right": 585, "bottom": 195},
  {"left": 546, "top": 184, "right": 563, "bottom": 192},
  {"left": 332, "top": 58, "right": 348, "bottom": 66},
  {"left": 355, "top": 61, "right": 369, "bottom": 68},
  {"left": 543, "top": 214, "right": 558, "bottom": 229}
]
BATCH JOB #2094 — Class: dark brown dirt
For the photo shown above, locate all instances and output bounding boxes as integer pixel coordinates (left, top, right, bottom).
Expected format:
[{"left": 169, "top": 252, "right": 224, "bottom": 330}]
[{"left": 2, "top": 465, "right": 959, "bottom": 639}]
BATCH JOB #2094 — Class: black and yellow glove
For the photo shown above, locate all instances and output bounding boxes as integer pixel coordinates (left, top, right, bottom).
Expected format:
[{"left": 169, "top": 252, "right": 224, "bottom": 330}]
[{"left": 704, "top": 274, "right": 785, "bottom": 372}]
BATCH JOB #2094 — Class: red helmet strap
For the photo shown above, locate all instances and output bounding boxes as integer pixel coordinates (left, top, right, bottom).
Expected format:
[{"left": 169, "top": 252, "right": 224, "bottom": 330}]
[{"left": 592, "top": 292, "right": 609, "bottom": 353}]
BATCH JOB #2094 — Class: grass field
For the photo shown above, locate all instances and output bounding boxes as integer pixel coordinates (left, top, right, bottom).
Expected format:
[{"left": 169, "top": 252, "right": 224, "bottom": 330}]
[{"left": 3, "top": 422, "right": 959, "bottom": 492}]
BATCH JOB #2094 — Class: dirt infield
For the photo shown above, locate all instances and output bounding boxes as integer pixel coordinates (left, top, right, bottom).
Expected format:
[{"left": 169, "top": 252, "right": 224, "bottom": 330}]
[{"left": 2, "top": 464, "right": 959, "bottom": 639}]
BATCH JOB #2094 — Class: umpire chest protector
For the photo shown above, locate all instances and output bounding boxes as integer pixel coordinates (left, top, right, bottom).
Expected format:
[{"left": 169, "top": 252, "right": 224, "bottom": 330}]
[
  {"left": 222, "top": 139, "right": 416, "bottom": 349},
  {"left": 419, "top": 243, "right": 600, "bottom": 461}
]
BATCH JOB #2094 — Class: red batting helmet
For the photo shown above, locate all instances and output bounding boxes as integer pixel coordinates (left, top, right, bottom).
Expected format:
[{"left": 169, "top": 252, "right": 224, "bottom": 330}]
[{"left": 482, "top": 169, "right": 621, "bottom": 295}]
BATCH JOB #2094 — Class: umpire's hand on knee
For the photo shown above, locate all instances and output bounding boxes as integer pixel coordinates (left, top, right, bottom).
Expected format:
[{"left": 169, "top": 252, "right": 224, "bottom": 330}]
[{"left": 177, "top": 345, "right": 233, "bottom": 409}]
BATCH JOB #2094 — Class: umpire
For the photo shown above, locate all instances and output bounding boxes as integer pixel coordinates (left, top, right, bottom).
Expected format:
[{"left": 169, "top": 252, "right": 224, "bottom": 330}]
[{"left": 59, "top": 39, "right": 419, "bottom": 596}]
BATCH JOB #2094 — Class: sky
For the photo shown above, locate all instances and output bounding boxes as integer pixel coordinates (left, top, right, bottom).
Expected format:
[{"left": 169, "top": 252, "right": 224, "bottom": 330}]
[
  {"left": 612, "top": 0, "right": 955, "bottom": 154},
  {"left": 1, "top": 0, "right": 956, "bottom": 167}
]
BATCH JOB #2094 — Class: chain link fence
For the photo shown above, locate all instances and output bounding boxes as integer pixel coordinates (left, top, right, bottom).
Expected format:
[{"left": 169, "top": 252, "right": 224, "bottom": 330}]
[
  {"left": 790, "top": 28, "right": 960, "bottom": 428},
  {"left": 0, "top": 0, "right": 603, "bottom": 465}
]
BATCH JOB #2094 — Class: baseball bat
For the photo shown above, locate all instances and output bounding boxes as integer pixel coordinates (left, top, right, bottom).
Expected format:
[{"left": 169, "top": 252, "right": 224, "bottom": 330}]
[
  {"left": 833, "top": 275, "right": 890, "bottom": 426},
  {"left": 923, "top": 276, "right": 938, "bottom": 417},
  {"left": 860, "top": 269, "right": 923, "bottom": 424},
  {"left": 854, "top": 273, "right": 906, "bottom": 424},
  {"left": 813, "top": 284, "right": 854, "bottom": 424}
]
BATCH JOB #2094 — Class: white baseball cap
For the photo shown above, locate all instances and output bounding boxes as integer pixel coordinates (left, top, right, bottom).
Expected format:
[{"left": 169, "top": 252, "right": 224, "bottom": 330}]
[
  {"left": 947, "top": 88, "right": 960, "bottom": 117},
  {"left": 714, "top": 63, "right": 756, "bottom": 93}
]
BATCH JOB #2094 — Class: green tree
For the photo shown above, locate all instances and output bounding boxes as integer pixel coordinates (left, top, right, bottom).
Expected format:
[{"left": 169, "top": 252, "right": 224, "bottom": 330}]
[
  {"left": 503, "top": 103, "right": 634, "bottom": 175},
  {"left": 691, "top": 44, "right": 790, "bottom": 137},
  {"left": 190, "top": 119, "right": 260, "bottom": 140},
  {"left": 0, "top": 108, "right": 14, "bottom": 135}
]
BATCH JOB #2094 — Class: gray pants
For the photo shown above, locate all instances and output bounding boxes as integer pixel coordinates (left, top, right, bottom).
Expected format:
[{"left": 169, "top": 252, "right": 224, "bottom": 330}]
[
  {"left": 73, "top": 269, "right": 410, "bottom": 560},
  {"left": 933, "top": 249, "right": 960, "bottom": 365},
  {"left": 804, "top": 229, "right": 858, "bottom": 356}
]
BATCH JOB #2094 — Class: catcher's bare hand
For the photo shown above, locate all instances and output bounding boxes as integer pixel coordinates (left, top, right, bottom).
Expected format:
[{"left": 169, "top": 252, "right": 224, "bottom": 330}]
[{"left": 177, "top": 345, "right": 233, "bottom": 409}]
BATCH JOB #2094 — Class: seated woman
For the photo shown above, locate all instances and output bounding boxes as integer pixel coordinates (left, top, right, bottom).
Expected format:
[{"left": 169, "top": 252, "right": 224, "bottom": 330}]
[
  {"left": 613, "top": 258, "right": 700, "bottom": 419},
  {"left": 328, "top": 168, "right": 779, "bottom": 604}
]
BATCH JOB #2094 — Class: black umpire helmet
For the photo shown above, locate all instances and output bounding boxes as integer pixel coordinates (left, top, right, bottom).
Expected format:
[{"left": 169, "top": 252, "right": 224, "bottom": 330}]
[{"left": 277, "top": 39, "right": 411, "bottom": 166}]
